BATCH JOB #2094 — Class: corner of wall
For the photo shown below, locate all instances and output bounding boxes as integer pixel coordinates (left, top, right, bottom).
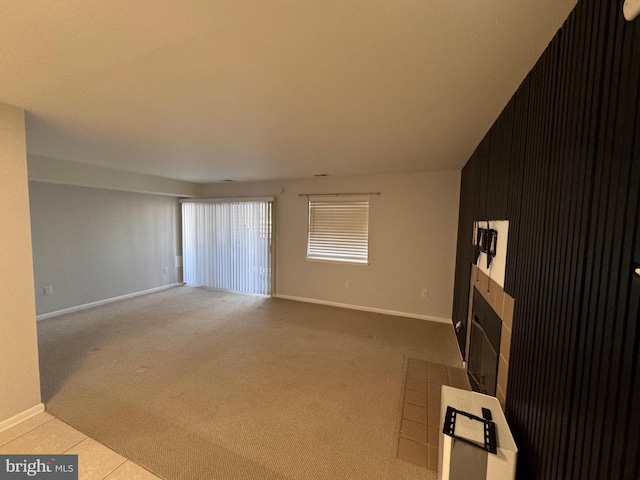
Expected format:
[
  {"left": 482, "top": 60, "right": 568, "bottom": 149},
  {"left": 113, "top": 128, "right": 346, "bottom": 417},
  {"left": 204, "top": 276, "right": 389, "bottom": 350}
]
[{"left": 0, "top": 103, "right": 42, "bottom": 422}]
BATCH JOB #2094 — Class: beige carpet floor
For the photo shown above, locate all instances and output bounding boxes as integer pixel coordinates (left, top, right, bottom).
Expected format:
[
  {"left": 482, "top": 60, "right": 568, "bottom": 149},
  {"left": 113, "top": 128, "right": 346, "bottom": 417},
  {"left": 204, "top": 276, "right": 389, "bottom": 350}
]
[{"left": 37, "top": 286, "right": 462, "bottom": 480}]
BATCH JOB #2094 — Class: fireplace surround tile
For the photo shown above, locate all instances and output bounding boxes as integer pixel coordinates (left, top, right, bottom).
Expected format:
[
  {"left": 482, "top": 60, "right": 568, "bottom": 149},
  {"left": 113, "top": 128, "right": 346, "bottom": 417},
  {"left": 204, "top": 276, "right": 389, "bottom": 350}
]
[
  {"left": 497, "top": 354, "right": 509, "bottom": 397},
  {"left": 500, "top": 323, "right": 512, "bottom": 363},
  {"left": 496, "top": 384, "right": 506, "bottom": 409},
  {"left": 467, "top": 266, "right": 515, "bottom": 405},
  {"left": 485, "top": 278, "right": 498, "bottom": 310},
  {"left": 489, "top": 279, "right": 505, "bottom": 317},
  {"left": 473, "top": 267, "right": 489, "bottom": 293},
  {"left": 502, "top": 294, "right": 514, "bottom": 329}
]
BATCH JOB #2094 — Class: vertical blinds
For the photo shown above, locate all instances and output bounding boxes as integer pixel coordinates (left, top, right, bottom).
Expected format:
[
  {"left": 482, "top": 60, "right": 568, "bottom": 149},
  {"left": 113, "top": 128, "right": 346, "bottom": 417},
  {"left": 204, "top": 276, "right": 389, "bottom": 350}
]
[
  {"left": 182, "top": 200, "right": 272, "bottom": 295},
  {"left": 307, "top": 197, "right": 369, "bottom": 264}
]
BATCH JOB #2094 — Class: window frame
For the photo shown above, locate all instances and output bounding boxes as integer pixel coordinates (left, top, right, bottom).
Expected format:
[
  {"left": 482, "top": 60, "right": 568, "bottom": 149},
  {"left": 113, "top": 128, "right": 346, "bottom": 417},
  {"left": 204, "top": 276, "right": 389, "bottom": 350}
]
[{"left": 306, "top": 196, "right": 370, "bottom": 265}]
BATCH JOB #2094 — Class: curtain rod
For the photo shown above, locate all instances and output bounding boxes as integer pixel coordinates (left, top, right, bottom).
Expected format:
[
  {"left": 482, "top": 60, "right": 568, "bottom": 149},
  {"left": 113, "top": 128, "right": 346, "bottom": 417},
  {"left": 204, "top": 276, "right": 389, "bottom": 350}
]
[
  {"left": 298, "top": 192, "right": 381, "bottom": 197},
  {"left": 179, "top": 196, "right": 274, "bottom": 203}
]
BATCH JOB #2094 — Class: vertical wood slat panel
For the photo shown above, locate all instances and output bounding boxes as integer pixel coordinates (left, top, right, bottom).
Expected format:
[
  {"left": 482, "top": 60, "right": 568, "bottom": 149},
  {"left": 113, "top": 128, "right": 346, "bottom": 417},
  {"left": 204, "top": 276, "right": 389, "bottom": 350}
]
[
  {"left": 479, "top": 135, "right": 491, "bottom": 220},
  {"left": 450, "top": 0, "right": 639, "bottom": 478},
  {"left": 563, "top": 0, "right": 606, "bottom": 475},
  {"left": 584, "top": 3, "right": 627, "bottom": 477},
  {"left": 452, "top": 150, "right": 484, "bottom": 354},
  {"left": 549, "top": 7, "right": 588, "bottom": 477},
  {"left": 568, "top": 1, "right": 616, "bottom": 478},
  {"left": 537, "top": 35, "right": 564, "bottom": 479},
  {"left": 503, "top": 75, "right": 529, "bottom": 435},
  {"left": 617, "top": 20, "right": 640, "bottom": 479},
  {"left": 499, "top": 39, "right": 551, "bottom": 478},
  {"left": 531, "top": 41, "right": 558, "bottom": 478},
  {"left": 600, "top": 8, "right": 640, "bottom": 480},
  {"left": 503, "top": 77, "right": 529, "bottom": 294},
  {"left": 543, "top": 17, "right": 571, "bottom": 479},
  {"left": 554, "top": 2, "right": 593, "bottom": 476}
]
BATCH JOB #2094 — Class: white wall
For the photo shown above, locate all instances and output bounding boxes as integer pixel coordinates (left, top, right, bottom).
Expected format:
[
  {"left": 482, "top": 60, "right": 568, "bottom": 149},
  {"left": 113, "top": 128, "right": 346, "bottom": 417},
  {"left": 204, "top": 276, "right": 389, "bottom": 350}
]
[
  {"left": 28, "top": 155, "right": 200, "bottom": 197},
  {"left": 29, "top": 182, "right": 182, "bottom": 316},
  {"left": 201, "top": 171, "right": 460, "bottom": 322},
  {"left": 0, "top": 103, "right": 42, "bottom": 423}
]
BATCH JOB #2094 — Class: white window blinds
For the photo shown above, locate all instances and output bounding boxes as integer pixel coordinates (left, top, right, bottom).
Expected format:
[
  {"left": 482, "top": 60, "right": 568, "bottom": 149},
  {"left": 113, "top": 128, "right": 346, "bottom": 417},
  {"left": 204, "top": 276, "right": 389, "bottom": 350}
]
[{"left": 307, "top": 197, "right": 369, "bottom": 264}]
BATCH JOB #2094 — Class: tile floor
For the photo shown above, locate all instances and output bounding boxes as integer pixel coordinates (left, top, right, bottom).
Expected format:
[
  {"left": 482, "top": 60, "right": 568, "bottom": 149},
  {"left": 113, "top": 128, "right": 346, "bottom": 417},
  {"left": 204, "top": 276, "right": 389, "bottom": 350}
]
[
  {"left": 0, "top": 412, "right": 162, "bottom": 480},
  {"left": 396, "top": 359, "right": 471, "bottom": 470}
]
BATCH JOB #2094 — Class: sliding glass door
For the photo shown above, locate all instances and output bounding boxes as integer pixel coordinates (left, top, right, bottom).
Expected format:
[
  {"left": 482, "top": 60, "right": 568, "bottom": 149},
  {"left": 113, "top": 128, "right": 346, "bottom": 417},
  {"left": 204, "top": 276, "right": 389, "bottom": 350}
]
[{"left": 182, "top": 199, "right": 273, "bottom": 295}]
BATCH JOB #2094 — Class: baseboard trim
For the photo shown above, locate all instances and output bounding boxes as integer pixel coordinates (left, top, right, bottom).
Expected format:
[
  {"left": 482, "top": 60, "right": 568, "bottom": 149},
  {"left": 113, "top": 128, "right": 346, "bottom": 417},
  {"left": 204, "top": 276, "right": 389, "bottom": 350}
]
[
  {"left": 273, "top": 294, "right": 451, "bottom": 324},
  {"left": 0, "top": 403, "right": 45, "bottom": 433},
  {"left": 36, "top": 283, "right": 182, "bottom": 321}
]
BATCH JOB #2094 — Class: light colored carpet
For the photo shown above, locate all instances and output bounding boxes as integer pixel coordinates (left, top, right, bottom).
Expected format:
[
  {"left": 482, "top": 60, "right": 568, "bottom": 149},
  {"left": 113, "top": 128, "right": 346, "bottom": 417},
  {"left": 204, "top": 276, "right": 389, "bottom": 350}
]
[{"left": 37, "top": 286, "right": 461, "bottom": 480}]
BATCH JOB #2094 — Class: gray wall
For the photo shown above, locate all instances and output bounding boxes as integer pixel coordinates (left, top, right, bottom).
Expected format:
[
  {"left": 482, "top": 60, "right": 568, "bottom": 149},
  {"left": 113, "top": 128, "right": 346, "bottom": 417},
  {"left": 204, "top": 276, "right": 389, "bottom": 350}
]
[
  {"left": 0, "top": 103, "right": 41, "bottom": 423},
  {"left": 29, "top": 182, "right": 182, "bottom": 316}
]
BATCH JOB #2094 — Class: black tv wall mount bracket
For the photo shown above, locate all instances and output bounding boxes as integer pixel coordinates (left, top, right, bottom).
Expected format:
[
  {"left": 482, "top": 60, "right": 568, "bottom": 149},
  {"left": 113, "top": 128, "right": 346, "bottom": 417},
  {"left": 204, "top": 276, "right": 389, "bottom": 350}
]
[{"left": 474, "top": 222, "right": 498, "bottom": 268}]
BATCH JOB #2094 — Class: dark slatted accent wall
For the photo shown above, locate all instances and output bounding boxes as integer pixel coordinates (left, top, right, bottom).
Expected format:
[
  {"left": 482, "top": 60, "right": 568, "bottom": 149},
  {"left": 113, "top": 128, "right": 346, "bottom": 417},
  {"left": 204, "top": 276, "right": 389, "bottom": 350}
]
[{"left": 451, "top": 1, "right": 640, "bottom": 478}]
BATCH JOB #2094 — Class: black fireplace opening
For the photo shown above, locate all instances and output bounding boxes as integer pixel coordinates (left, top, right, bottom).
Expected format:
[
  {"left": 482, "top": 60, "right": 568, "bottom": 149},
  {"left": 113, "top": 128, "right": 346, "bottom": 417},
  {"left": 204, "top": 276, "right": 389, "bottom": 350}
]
[{"left": 468, "top": 287, "right": 502, "bottom": 396}]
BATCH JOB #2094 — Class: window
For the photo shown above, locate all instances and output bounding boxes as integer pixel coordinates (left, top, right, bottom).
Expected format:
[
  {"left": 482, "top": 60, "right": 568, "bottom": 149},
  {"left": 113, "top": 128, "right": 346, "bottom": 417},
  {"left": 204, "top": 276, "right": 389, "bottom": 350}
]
[
  {"left": 182, "top": 199, "right": 273, "bottom": 295},
  {"left": 307, "top": 197, "right": 369, "bottom": 264}
]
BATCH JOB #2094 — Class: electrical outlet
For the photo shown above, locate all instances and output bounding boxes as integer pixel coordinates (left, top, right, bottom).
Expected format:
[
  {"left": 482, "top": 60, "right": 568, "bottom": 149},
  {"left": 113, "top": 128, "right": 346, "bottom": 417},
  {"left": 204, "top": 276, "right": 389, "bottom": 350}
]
[
  {"left": 44, "top": 286, "right": 53, "bottom": 295},
  {"left": 163, "top": 267, "right": 168, "bottom": 274},
  {"left": 624, "top": 0, "right": 640, "bottom": 21},
  {"left": 345, "top": 281, "right": 352, "bottom": 289},
  {"left": 421, "top": 288, "right": 428, "bottom": 298}
]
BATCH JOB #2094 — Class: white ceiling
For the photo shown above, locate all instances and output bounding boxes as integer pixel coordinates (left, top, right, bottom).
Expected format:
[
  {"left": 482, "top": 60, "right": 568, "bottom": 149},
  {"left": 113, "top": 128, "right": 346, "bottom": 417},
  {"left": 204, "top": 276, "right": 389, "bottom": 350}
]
[{"left": 1, "top": 1, "right": 577, "bottom": 183}]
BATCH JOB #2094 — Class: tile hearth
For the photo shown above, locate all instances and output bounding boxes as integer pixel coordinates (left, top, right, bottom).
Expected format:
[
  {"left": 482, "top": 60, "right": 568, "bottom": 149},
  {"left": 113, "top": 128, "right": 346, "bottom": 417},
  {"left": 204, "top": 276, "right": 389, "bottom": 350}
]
[{"left": 396, "top": 358, "right": 471, "bottom": 470}]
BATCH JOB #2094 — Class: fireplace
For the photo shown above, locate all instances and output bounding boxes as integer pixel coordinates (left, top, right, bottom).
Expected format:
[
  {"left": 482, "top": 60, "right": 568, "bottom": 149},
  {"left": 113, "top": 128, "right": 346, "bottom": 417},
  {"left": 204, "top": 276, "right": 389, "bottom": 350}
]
[{"left": 468, "top": 287, "right": 502, "bottom": 396}]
